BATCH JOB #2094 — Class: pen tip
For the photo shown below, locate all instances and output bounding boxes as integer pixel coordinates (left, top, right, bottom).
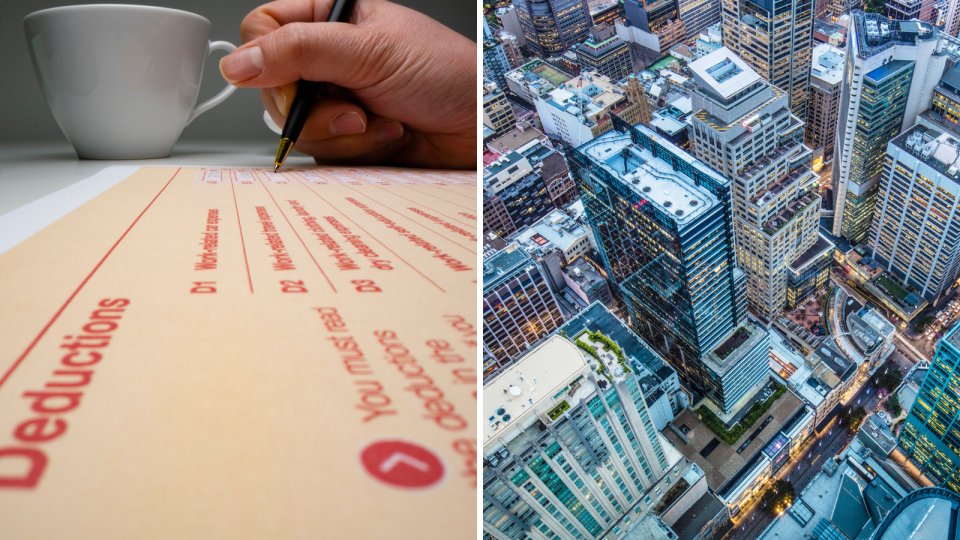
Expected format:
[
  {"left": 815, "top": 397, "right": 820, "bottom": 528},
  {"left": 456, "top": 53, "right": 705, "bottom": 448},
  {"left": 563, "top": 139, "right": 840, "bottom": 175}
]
[{"left": 274, "top": 165, "right": 280, "bottom": 173}]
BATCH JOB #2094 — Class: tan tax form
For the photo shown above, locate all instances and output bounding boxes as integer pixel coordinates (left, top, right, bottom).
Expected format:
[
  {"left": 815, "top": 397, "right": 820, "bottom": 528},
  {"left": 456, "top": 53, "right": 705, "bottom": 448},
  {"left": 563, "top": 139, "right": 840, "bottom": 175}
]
[{"left": 0, "top": 166, "right": 477, "bottom": 538}]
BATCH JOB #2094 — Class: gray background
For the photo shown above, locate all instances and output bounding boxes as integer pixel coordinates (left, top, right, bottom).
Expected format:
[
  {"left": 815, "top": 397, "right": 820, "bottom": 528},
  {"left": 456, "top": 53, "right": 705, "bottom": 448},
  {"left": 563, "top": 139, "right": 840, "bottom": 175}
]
[{"left": 0, "top": 0, "right": 475, "bottom": 142}]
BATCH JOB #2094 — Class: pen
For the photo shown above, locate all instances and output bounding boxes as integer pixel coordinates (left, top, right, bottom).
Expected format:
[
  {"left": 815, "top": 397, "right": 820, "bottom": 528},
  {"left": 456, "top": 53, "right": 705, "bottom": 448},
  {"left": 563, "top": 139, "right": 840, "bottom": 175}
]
[{"left": 273, "top": 0, "right": 357, "bottom": 172}]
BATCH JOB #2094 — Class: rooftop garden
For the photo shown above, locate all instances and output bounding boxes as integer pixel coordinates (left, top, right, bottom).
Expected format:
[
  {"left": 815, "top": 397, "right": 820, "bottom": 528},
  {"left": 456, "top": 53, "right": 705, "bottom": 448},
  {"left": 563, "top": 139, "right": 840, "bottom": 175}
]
[
  {"left": 877, "top": 276, "right": 909, "bottom": 302},
  {"left": 695, "top": 382, "right": 786, "bottom": 445},
  {"left": 574, "top": 330, "right": 632, "bottom": 381},
  {"left": 714, "top": 327, "right": 752, "bottom": 361},
  {"left": 548, "top": 400, "right": 570, "bottom": 420},
  {"left": 652, "top": 477, "right": 690, "bottom": 514}
]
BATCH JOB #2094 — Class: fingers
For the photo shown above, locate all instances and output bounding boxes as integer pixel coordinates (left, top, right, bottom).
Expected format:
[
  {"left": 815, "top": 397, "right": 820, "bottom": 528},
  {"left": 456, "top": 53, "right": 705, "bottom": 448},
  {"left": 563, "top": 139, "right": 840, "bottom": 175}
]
[
  {"left": 221, "top": 21, "right": 392, "bottom": 90},
  {"left": 290, "top": 114, "right": 408, "bottom": 160},
  {"left": 260, "top": 87, "right": 368, "bottom": 138},
  {"left": 240, "top": 0, "right": 380, "bottom": 43}
]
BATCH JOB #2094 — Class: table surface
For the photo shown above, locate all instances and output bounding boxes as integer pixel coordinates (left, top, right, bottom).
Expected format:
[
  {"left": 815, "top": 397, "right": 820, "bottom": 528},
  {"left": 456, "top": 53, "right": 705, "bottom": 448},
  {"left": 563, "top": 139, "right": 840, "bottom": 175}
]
[{"left": 0, "top": 140, "right": 318, "bottom": 216}]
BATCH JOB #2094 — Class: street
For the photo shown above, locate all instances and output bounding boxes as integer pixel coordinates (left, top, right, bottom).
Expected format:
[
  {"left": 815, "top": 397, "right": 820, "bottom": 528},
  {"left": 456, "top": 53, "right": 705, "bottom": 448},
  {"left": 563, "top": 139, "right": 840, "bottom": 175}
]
[{"left": 721, "top": 376, "right": 888, "bottom": 540}]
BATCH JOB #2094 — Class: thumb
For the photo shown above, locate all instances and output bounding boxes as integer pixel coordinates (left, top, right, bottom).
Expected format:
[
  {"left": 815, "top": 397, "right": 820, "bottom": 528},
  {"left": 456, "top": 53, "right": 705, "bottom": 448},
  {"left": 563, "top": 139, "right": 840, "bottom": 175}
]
[{"left": 219, "top": 22, "right": 391, "bottom": 90}]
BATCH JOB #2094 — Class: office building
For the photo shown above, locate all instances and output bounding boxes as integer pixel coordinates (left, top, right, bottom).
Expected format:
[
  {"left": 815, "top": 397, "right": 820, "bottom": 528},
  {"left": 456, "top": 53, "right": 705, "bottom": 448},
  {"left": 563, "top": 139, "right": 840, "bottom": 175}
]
[
  {"left": 649, "top": 93, "right": 693, "bottom": 150},
  {"left": 483, "top": 304, "right": 703, "bottom": 540},
  {"left": 537, "top": 71, "right": 649, "bottom": 147},
  {"left": 513, "top": 0, "right": 593, "bottom": 57},
  {"left": 484, "top": 38, "right": 513, "bottom": 92},
  {"left": 591, "top": 1, "right": 621, "bottom": 26},
  {"left": 513, "top": 209, "right": 593, "bottom": 265},
  {"left": 694, "top": 23, "right": 722, "bottom": 58},
  {"left": 897, "top": 325, "right": 960, "bottom": 492},
  {"left": 813, "top": 17, "right": 848, "bottom": 46},
  {"left": 575, "top": 25, "right": 633, "bottom": 82},
  {"left": 496, "top": 5, "right": 527, "bottom": 47},
  {"left": 928, "top": 66, "right": 960, "bottom": 134},
  {"left": 721, "top": 0, "right": 814, "bottom": 119},
  {"left": 832, "top": 13, "right": 950, "bottom": 246},
  {"left": 482, "top": 245, "right": 565, "bottom": 379},
  {"left": 805, "top": 44, "right": 844, "bottom": 170},
  {"left": 483, "top": 83, "right": 518, "bottom": 138},
  {"left": 499, "top": 30, "right": 525, "bottom": 69},
  {"left": 885, "top": 0, "right": 936, "bottom": 22},
  {"left": 484, "top": 14, "right": 493, "bottom": 41},
  {"left": 616, "top": 0, "right": 688, "bottom": 55},
  {"left": 947, "top": 0, "right": 960, "bottom": 38},
  {"left": 868, "top": 124, "right": 960, "bottom": 307},
  {"left": 562, "top": 259, "right": 615, "bottom": 308},
  {"left": 569, "top": 122, "right": 771, "bottom": 413},
  {"left": 506, "top": 59, "right": 574, "bottom": 106},
  {"left": 689, "top": 48, "right": 822, "bottom": 319},
  {"left": 483, "top": 151, "right": 556, "bottom": 238},
  {"left": 786, "top": 235, "right": 835, "bottom": 310},
  {"left": 678, "top": 0, "right": 720, "bottom": 46}
]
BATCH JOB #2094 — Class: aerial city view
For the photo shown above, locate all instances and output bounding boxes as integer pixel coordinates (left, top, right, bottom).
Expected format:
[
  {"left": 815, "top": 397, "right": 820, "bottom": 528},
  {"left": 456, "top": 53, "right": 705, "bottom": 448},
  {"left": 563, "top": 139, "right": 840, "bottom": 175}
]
[{"left": 482, "top": 0, "right": 960, "bottom": 538}]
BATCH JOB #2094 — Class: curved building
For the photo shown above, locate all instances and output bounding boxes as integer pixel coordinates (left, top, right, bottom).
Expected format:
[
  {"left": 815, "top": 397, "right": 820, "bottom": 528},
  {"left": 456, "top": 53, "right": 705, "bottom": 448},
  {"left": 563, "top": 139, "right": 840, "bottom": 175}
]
[{"left": 871, "top": 487, "right": 960, "bottom": 540}]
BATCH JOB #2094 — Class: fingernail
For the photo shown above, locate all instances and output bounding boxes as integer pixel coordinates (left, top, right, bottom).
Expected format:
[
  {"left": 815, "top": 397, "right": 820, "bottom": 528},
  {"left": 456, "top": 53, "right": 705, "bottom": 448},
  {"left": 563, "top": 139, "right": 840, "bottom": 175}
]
[
  {"left": 330, "top": 112, "right": 366, "bottom": 136},
  {"left": 269, "top": 87, "right": 288, "bottom": 116},
  {"left": 220, "top": 45, "right": 263, "bottom": 83},
  {"left": 377, "top": 121, "right": 404, "bottom": 144}
]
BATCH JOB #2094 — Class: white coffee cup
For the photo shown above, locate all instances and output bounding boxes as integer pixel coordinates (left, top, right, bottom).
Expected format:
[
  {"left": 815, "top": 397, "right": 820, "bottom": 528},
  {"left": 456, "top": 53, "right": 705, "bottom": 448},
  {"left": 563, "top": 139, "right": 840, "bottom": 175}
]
[{"left": 24, "top": 5, "right": 238, "bottom": 160}]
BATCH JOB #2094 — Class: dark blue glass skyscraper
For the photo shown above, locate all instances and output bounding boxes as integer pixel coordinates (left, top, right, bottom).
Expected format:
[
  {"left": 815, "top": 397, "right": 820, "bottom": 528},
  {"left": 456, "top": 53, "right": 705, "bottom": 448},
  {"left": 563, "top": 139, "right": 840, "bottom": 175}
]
[
  {"left": 568, "top": 119, "right": 769, "bottom": 413},
  {"left": 898, "top": 325, "right": 960, "bottom": 492}
]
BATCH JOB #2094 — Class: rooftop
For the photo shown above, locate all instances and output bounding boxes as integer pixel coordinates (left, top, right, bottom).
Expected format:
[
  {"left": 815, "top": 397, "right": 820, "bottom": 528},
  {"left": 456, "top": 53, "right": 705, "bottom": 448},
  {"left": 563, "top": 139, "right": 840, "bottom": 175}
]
[
  {"left": 672, "top": 492, "right": 725, "bottom": 540},
  {"left": 559, "top": 302, "right": 676, "bottom": 390},
  {"left": 482, "top": 244, "right": 533, "bottom": 292},
  {"left": 662, "top": 390, "right": 803, "bottom": 491},
  {"left": 790, "top": 234, "right": 835, "bottom": 271},
  {"left": 688, "top": 48, "right": 762, "bottom": 101},
  {"left": 703, "top": 321, "right": 766, "bottom": 375},
  {"left": 890, "top": 124, "right": 960, "bottom": 180},
  {"left": 488, "top": 122, "right": 546, "bottom": 154},
  {"left": 810, "top": 43, "right": 845, "bottom": 86},
  {"left": 564, "top": 259, "right": 608, "bottom": 296},
  {"left": 945, "top": 323, "right": 960, "bottom": 351},
  {"left": 482, "top": 335, "right": 588, "bottom": 449},
  {"left": 578, "top": 132, "right": 717, "bottom": 226},
  {"left": 512, "top": 209, "right": 587, "bottom": 252}
]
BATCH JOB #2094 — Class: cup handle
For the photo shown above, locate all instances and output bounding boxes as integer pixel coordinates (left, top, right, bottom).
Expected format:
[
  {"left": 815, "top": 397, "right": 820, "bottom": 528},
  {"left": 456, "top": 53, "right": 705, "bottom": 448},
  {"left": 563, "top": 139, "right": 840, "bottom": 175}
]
[{"left": 185, "top": 41, "right": 238, "bottom": 126}]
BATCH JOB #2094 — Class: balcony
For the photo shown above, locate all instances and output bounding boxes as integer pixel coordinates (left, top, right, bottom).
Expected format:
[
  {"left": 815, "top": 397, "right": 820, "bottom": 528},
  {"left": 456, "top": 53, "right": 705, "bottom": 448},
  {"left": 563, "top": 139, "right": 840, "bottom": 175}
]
[
  {"left": 751, "top": 165, "right": 815, "bottom": 208},
  {"left": 762, "top": 191, "right": 818, "bottom": 235}
]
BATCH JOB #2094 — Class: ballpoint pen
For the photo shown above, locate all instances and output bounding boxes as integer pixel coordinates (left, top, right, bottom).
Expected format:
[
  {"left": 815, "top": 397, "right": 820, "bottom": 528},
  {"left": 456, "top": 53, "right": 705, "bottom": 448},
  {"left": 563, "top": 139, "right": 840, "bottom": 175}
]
[{"left": 274, "top": 0, "right": 357, "bottom": 172}]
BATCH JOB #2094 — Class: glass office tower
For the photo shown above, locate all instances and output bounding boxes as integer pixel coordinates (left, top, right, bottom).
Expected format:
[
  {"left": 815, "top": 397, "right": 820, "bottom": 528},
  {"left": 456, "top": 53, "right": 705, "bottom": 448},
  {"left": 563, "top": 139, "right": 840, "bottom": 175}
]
[
  {"left": 898, "top": 325, "right": 960, "bottom": 492},
  {"left": 568, "top": 120, "right": 769, "bottom": 412}
]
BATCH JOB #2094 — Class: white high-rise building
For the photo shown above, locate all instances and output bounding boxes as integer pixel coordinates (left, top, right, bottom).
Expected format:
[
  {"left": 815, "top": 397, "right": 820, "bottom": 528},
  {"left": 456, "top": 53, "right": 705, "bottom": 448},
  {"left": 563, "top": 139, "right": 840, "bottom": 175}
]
[
  {"left": 868, "top": 125, "right": 960, "bottom": 306},
  {"left": 482, "top": 304, "right": 717, "bottom": 540},
  {"left": 831, "top": 13, "right": 951, "bottom": 246}
]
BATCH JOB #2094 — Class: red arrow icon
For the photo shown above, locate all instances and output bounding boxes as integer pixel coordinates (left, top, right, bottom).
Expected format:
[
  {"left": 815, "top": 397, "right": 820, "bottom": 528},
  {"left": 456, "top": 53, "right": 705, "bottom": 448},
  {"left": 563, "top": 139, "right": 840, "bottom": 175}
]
[{"left": 360, "top": 440, "right": 445, "bottom": 489}]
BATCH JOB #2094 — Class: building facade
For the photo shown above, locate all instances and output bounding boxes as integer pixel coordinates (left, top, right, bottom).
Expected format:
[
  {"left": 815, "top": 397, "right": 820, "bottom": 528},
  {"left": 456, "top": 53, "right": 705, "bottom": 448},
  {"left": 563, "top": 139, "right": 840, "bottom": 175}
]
[
  {"left": 575, "top": 25, "right": 633, "bottom": 82},
  {"left": 898, "top": 326, "right": 960, "bottom": 493},
  {"left": 482, "top": 245, "right": 565, "bottom": 379},
  {"left": 805, "top": 44, "right": 844, "bottom": 166},
  {"left": 484, "top": 151, "right": 556, "bottom": 238},
  {"left": 689, "top": 48, "right": 822, "bottom": 320},
  {"left": 484, "top": 83, "right": 519, "bottom": 137},
  {"left": 484, "top": 38, "right": 514, "bottom": 91},
  {"left": 720, "top": 0, "right": 814, "bottom": 120},
  {"left": 831, "top": 13, "right": 949, "bottom": 246},
  {"left": 483, "top": 304, "right": 696, "bottom": 540},
  {"left": 513, "top": 0, "right": 593, "bottom": 57},
  {"left": 867, "top": 124, "right": 960, "bottom": 307},
  {"left": 568, "top": 122, "right": 770, "bottom": 412}
]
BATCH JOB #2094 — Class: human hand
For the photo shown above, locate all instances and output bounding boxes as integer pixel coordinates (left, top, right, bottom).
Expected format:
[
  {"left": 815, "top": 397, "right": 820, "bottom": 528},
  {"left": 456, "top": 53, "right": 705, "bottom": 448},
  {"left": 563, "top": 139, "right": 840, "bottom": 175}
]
[{"left": 219, "top": 0, "right": 476, "bottom": 169}]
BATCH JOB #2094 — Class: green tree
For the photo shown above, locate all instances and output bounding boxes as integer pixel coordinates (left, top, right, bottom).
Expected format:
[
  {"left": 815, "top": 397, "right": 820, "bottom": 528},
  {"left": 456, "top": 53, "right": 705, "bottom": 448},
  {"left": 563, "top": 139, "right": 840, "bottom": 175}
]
[
  {"left": 863, "top": 0, "right": 885, "bottom": 13},
  {"left": 886, "top": 393, "right": 902, "bottom": 417},
  {"left": 844, "top": 406, "right": 868, "bottom": 431},
  {"left": 760, "top": 480, "right": 796, "bottom": 515}
]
